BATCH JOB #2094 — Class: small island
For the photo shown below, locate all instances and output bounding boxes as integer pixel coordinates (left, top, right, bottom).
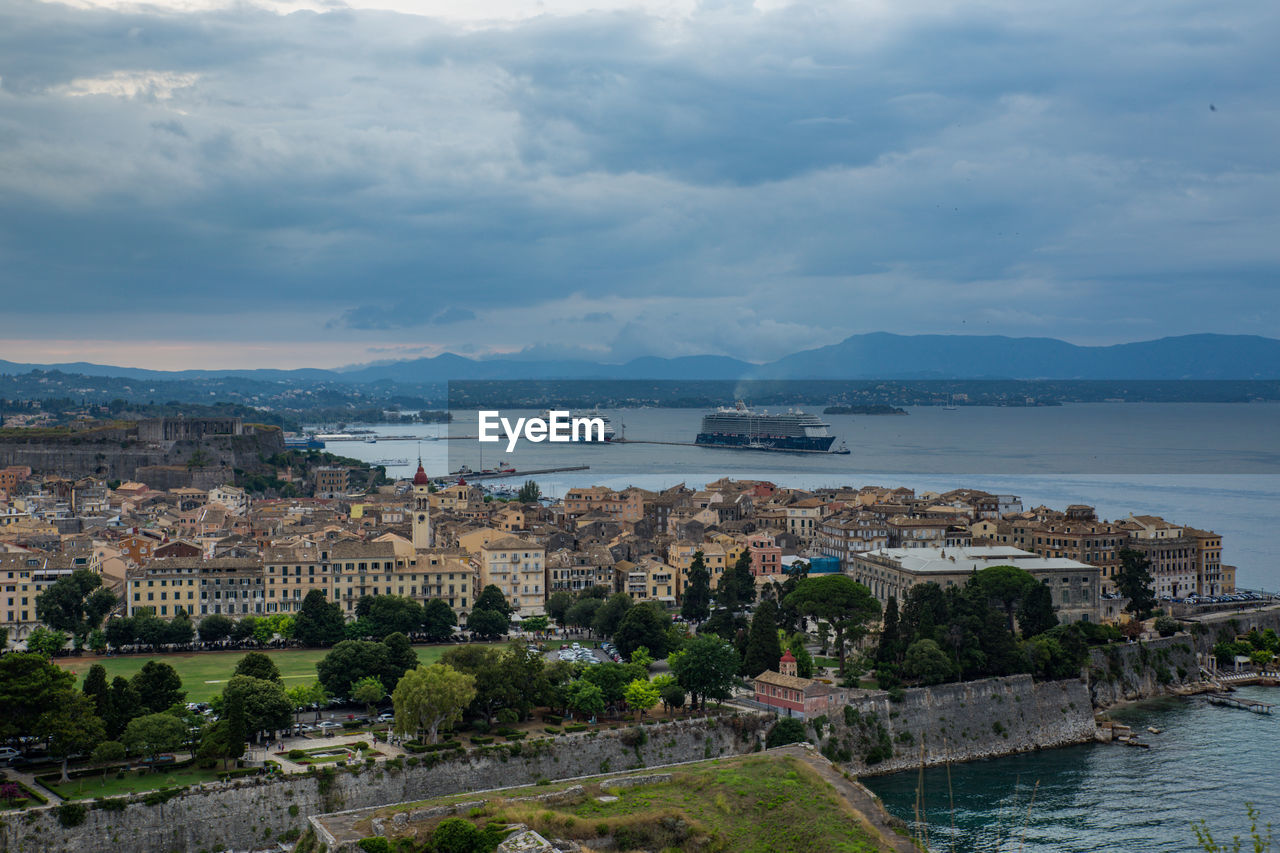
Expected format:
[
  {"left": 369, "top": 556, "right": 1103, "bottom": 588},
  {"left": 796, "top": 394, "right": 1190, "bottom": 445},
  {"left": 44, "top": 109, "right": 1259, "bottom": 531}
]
[{"left": 823, "top": 404, "right": 907, "bottom": 415}]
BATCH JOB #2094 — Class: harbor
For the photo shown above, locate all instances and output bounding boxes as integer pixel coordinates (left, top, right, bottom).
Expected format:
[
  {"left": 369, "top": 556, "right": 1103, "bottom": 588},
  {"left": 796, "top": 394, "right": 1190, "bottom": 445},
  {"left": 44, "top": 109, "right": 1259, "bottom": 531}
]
[{"left": 431, "top": 464, "right": 590, "bottom": 482}]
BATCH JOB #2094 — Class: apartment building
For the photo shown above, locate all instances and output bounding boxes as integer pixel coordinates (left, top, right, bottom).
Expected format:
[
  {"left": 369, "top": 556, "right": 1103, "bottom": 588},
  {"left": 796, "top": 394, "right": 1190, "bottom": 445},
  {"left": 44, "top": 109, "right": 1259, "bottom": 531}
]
[{"left": 473, "top": 536, "right": 546, "bottom": 617}]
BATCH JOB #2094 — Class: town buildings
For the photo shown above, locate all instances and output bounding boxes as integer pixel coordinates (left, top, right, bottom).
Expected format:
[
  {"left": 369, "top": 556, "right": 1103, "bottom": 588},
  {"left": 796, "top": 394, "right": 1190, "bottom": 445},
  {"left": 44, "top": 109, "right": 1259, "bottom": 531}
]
[{"left": 0, "top": 463, "right": 1242, "bottom": 645}]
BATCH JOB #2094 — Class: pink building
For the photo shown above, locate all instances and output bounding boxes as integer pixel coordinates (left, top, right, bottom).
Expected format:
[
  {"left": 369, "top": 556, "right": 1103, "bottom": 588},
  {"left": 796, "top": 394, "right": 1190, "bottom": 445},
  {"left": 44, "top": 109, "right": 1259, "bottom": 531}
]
[
  {"left": 753, "top": 650, "right": 848, "bottom": 719},
  {"left": 748, "top": 534, "right": 783, "bottom": 577}
]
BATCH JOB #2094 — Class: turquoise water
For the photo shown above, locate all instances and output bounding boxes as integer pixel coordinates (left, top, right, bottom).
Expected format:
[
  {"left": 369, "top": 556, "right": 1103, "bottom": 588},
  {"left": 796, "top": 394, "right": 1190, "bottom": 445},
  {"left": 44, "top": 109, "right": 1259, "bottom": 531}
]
[{"left": 863, "top": 686, "right": 1280, "bottom": 852}]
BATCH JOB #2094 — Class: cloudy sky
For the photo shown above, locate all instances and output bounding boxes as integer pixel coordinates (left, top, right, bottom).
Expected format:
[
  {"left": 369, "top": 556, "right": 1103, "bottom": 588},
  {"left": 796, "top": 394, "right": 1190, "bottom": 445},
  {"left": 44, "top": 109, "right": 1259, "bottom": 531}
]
[{"left": 1, "top": 0, "right": 1277, "bottom": 369}]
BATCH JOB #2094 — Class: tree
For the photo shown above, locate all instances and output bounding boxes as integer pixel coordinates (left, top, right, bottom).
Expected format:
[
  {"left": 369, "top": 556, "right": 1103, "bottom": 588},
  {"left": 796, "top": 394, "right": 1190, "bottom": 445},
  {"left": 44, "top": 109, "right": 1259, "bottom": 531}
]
[
  {"left": 1117, "top": 547, "right": 1157, "bottom": 617},
  {"left": 35, "top": 568, "right": 117, "bottom": 646},
  {"left": 293, "top": 590, "right": 346, "bottom": 646},
  {"left": 104, "top": 616, "right": 136, "bottom": 650},
  {"left": 742, "top": 600, "right": 784, "bottom": 678},
  {"left": 122, "top": 712, "right": 186, "bottom": 764},
  {"left": 26, "top": 626, "right": 69, "bottom": 658},
  {"left": 0, "top": 653, "right": 75, "bottom": 741},
  {"left": 474, "top": 586, "right": 514, "bottom": 618},
  {"left": 660, "top": 682, "right": 686, "bottom": 715},
  {"left": 681, "top": 552, "right": 712, "bottom": 623},
  {"left": 517, "top": 480, "right": 541, "bottom": 503},
  {"left": 235, "top": 651, "right": 282, "bottom": 683},
  {"left": 766, "top": 717, "right": 808, "bottom": 748},
  {"left": 546, "top": 592, "right": 574, "bottom": 629},
  {"left": 104, "top": 676, "right": 143, "bottom": 739},
  {"left": 82, "top": 663, "right": 110, "bottom": 716},
  {"left": 582, "top": 662, "right": 645, "bottom": 705},
  {"left": 466, "top": 608, "right": 508, "bottom": 641},
  {"left": 230, "top": 616, "right": 257, "bottom": 642},
  {"left": 565, "top": 680, "right": 605, "bottom": 721},
  {"left": 972, "top": 565, "right": 1040, "bottom": 634},
  {"left": 287, "top": 682, "right": 328, "bottom": 723},
  {"left": 623, "top": 678, "right": 660, "bottom": 720},
  {"left": 784, "top": 575, "right": 881, "bottom": 673},
  {"left": 522, "top": 615, "right": 549, "bottom": 634},
  {"left": 421, "top": 599, "right": 457, "bottom": 643},
  {"left": 37, "top": 690, "right": 105, "bottom": 782},
  {"left": 352, "top": 675, "right": 387, "bottom": 717},
  {"left": 392, "top": 664, "right": 476, "bottom": 743},
  {"left": 613, "top": 604, "right": 670, "bottom": 659},
  {"left": 363, "top": 596, "right": 425, "bottom": 639},
  {"left": 565, "top": 597, "right": 603, "bottom": 631},
  {"left": 223, "top": 675, "right": 291, "bottom": 744},
  {"left": 166, "top": 610, "right": 195, "bottom": 646},
  {"left": 198, "top": 614, "right": 235, "bottom": 644},
  {"left": 197, "top": 719, "right": 245, "bottom": 770},
  {"left": 902, "top": 639, "right": 955, "bottom": 685},
  {"left": 316, "top": 640, "right": 391, "bottom": 697},
  {"left": 132, "top": 609, "right": 169, "bottom": 650},
  {"left": 90, "top": 740, "right": 127, "bottom": 776},
  {"left": 593, "top": 593, "right": 633, "bottom": 637},
  {"left": 131, "top": 661, "right": 185, "bottom": 713},
  {"left": 1017, "top": 581, "right": 1059, "bottom": 639},
  {"left": 787, "top": 634, "right": 814, "bottom": 679},
  {"left": 383, "top": 632, "right": 420, "bottom": 683},
  {"left": 87, "top": 629, "right": 107, "bottom": 654},
  {"left": 670, "top": 635, "right": 739, "bottom": 710},
  {"left": 716, "top": 551, "right": 757, "bottom": 612},
  {"left": 876, "top": 596, "right": 903, "bottom": 666}
]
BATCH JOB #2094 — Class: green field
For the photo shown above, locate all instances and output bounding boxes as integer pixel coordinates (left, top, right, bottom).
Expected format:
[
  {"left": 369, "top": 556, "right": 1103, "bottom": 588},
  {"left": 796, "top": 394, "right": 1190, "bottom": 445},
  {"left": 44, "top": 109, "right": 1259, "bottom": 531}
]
[
  {"left": 352, "top": 753, "right": 896, "bottom": 853},
  {"left": 39, "top": 765, "right": 227, "bottom": 801},
  {"left": 56, "top": 644, "right": 466, "bottom": 703}
]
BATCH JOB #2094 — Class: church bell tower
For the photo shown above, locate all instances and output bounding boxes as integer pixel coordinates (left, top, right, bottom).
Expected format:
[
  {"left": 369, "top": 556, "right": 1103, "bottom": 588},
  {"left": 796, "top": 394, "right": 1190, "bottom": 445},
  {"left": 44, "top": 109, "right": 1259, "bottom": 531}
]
[{"left": 411, "top": 458, "right": 432, "bottom": 549}]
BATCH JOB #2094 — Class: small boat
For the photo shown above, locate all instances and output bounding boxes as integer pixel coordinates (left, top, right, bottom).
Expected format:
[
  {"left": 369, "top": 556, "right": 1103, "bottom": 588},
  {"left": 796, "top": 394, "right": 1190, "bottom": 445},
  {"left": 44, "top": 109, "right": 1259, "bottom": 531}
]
[{"left": 1147, "top": 726, "right": 1162, "bottom": 734}]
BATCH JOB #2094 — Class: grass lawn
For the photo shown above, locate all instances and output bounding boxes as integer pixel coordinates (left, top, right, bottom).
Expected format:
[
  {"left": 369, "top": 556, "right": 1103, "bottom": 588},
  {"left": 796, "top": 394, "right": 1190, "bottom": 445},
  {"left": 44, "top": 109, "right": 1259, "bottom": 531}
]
[
  {"left": 38, "top": 765, "right": 225, "bottom": 800},
  {"left": 56, "top": 643, "right": 477, "bottom": 703},
  {"left": 355, "top": 754, "right": 891, "bottom": 853}
]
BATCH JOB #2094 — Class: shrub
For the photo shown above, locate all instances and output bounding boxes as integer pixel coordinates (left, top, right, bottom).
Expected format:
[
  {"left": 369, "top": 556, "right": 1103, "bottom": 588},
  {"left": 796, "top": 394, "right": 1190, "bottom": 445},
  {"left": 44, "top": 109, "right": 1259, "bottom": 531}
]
[
  {"left": 564, "top": 724, "right": 588, "bottom": 733},
  {"left": 765, "top": 718, "right": 807, "bottom": 748},
  {"left": 94, "top": 798, "right": 128, "bottom": 812},
  {"left": 57, "top": 803, "right": 88, "bottom": 828},
  {"left": 504, "top": 732, "right": 527, "bottom": 741},
  {"left": 619, "top": 727, "right": 647, "bottom": 748},
  {"left": 357, "top": 837, "right": 392, "bottom": 853},
  {"left": 430, "top": 817, "right": 481, "bottom": 853},
  {"left": 544, "top": 727, "right": 562, "bottom": 735},
  {"left": 469, "top": 735, "right": 494, "bottom": 745},
  {"left": 288, "top": 749, "right": 308, "bottom": 761}
]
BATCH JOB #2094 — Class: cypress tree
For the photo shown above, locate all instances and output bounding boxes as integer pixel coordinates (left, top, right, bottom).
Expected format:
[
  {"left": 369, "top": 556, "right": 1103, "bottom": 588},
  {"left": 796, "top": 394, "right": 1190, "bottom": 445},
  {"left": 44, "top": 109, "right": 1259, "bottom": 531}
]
[
  {"left": 742, "top": 600, "right": 784, "bottom": 678},
  {"left": 876, "top": 596, "right": 902, "bottom": 666}
]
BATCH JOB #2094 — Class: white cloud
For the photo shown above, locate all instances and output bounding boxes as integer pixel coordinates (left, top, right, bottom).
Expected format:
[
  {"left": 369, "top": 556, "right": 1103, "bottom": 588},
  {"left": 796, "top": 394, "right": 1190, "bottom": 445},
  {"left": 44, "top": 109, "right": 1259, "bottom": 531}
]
[{"left": 54, "top": 69, "right": 200, "bottom": 100}]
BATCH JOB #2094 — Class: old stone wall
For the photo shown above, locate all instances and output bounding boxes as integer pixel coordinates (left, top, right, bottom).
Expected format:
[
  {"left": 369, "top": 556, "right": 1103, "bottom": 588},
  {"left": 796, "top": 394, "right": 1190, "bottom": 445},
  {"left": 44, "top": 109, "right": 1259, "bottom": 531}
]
[
  {"left": 1087, "top": 607, "right": 1280, "bottom": 707},
  {"left": 0, "top": 717, "right": 754, "bottom": 853},
  {"left": 0, "top": 427, "right": 282, "bottom": 483},
  {"left": 818, "top": 674, "right": 1097, "bottom": 777}
]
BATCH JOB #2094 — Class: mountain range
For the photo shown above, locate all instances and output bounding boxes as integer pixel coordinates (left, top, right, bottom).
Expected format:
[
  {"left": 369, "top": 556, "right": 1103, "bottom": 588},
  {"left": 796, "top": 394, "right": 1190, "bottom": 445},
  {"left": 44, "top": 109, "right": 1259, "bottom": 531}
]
[{"left": 3, "top": 333, "right": 1279, "bottom": 382}]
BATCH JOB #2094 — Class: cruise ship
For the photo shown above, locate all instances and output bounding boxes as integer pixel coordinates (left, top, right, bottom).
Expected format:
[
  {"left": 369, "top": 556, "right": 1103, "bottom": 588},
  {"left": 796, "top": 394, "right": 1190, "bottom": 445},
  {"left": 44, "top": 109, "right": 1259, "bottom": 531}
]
[{"left": 696, "top": 402, "right": 848, "bottom": 454}]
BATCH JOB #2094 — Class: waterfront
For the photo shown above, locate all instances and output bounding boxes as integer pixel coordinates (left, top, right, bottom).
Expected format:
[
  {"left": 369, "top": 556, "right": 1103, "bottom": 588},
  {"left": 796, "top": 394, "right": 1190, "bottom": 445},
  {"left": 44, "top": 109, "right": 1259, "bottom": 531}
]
[
  {"left": 320, "top": 403, "right": 1280, "bottom": 590},
  {"left": 864, "top": 686, "right": 1280, "bottom": 852}
]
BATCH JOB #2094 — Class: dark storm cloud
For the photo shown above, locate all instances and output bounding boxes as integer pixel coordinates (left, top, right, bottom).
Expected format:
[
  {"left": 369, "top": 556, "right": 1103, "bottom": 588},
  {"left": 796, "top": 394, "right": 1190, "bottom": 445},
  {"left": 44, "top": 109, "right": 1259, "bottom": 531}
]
[{"left": 0, "top": 0, "right": 1277, "bottom": 362}]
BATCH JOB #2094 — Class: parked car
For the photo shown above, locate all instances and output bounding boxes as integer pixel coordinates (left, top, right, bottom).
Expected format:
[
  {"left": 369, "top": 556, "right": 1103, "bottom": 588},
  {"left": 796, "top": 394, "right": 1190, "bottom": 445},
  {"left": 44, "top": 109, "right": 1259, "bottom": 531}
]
[
  {"left": 0, "top": 747, "right": 22, "bottom": 765},
  {"left": 377, "top": 712, "right": 394, "bottom": 723},
  {"left": 316, "top": 720, "right": 342, "bottom": 730}
]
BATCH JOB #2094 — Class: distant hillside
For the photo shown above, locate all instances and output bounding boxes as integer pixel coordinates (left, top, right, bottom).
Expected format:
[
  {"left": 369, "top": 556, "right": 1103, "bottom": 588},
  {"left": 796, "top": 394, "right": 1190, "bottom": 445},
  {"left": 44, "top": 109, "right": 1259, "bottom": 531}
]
[{"left": 3, "top": 333, "right": 1279, "bottom": 382}]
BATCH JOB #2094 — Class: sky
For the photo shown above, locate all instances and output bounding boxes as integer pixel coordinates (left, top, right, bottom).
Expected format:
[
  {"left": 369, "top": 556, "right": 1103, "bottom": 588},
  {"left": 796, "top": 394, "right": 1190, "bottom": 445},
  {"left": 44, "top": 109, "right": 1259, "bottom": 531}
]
[{"left": 1, "top": 0, "right": 1277, "bottom": 370}]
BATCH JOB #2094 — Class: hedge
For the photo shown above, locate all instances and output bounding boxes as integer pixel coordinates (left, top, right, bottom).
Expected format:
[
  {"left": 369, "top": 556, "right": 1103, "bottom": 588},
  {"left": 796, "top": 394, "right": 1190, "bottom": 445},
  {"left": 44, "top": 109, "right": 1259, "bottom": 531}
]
[
  {"left": 564, "top": 724, "right": 588, "bottom": 733},
  {"left": 469, "top": 736, "right": 494, "bottom": 745},
  {"left": 503, "top": 732, "right": 527, "bottom": 741}
]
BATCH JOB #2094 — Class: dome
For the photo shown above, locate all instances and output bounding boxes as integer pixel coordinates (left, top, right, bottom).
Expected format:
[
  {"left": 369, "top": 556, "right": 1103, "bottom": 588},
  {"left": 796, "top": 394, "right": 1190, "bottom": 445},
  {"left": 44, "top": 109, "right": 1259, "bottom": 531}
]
[{"left": 412, "top": 462, "right": 429, "bottom": 486}]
